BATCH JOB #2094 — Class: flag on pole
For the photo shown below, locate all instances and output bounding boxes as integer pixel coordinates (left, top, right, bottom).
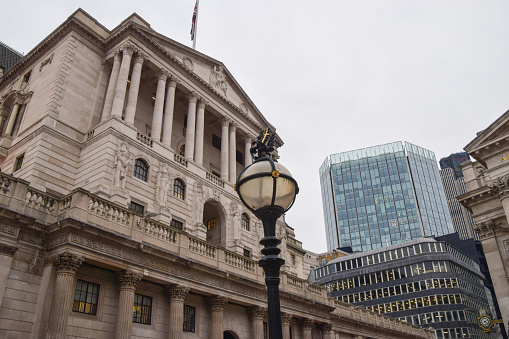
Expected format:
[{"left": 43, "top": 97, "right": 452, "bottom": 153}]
[{"left": 190, "top": 1, "right": 198, "bottom": 41}]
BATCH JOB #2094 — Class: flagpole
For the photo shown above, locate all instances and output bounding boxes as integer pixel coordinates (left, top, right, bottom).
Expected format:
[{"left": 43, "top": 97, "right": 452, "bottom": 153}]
[{"left": 192, "top": 0, "right": 200, "bottom": 50}]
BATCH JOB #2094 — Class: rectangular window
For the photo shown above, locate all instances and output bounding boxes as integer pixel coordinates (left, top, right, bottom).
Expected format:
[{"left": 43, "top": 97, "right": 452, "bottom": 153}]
[
  {"left": 236, "top": 150, "right": 244, "bottom": 165},
  {"left": 14, "top": 153, "right": 24, "bottom": 172},
  {"left": 291, "top": 254, "right": 296, "bottom": 266},
  {"left": 263, "top": 322, "right": 268, "bottom": 339},
  {"left": 183, "top": 305, "right": 196, "bottom": 332},
  {"left": 243, "top": 249, "right": 251, "bottom": 258},
  {"left": 23, "top": 70, "right": 31, "bottom": 85},
  {"left": 133, "top": 293, "right": 152, "bottom": 325},
  {"left": 129, "top": 201, "right": 145, "bottom": 214},
  {"left": 212, "top": 134, "right": 221, "bottom": 150},
  {"left": 73, "top": 279, "right": 100, "bottom": 315},
  {"left": 170, "top": 219, "right": 183, "bottom": 230}
]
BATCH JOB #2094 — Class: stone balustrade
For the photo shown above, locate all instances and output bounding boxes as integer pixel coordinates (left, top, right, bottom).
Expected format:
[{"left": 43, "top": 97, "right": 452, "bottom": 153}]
[
  {"left": 189, "top": 237, "right": 216, "bottom": 258},
  {"left": 224, "top": 250, "right": 256, "bottom": 273},
  {"left": 25, "top": 188, "right": 56, "bottom": 212},
  {"left": 173, "top": 153, "right": 188, "bottom": 167},
  {"left": 0, "top": 172, "right": 12, "bottom": 194},
  {"left": 136, "top": 131, "right": 153, "bottom": 147},
  {"left": 87, "top": 196, "right": 131, "bottom": 226},
  {"left": 206, "top": 172, "right": 225, "bottom": 188},
  {"left": 144, "top": 219, "right": 177, "bottom": 244}
]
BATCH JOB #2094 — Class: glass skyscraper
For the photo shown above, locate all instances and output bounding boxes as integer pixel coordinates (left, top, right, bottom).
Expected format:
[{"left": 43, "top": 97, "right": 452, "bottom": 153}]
[{"left": 320, "top": 141, "right": 454, "bottom": 252}]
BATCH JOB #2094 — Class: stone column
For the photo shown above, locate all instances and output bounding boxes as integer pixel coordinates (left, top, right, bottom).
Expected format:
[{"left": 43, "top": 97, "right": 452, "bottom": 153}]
[
  {"left": 281, "top": 312, "right": 293, "bottom": 339},
  {"left": 321, "top": 323, "right": 333, "bottom": 339},
  {"left": 101, "top": 52, "right": 121, "bottom": 121},
  {"left": 114, "top": 271, "right": 142, "bottom": 339},
  {"left": 209, "top": 296, "right": 228, "bottom": 339},
  {"left": 194, "top": 98, "right": 207, "bottom": 166},
  {"left": 111, "top": 44, "right": 134, "bottom": 118},
  {"left": 184, "top": 92, "right": 198, "bottom": 160},
  {"left": 0, "top": 244, "right": 16, "bottom": 307},
  {"left": 244, "top": 134, "right": 253, "bottom": 167},
  {"left": 150, "top": 70, "right": 168, "bottom": 141},
  {"left": 161, "top": 77, "right": 178, "bottom": 148},
  {"left": 123, "top": 53, "right": 145, "bottom": 124},
  {"left": 4, "top": 102, "right": 20, "bottom": 136},
  {"left": 220, "top": 117, "right": 230, "bottom": 181},
  {"left": 167, "top": 285, "right": 189, "bottom": 339},
  {"left": 300, "top": 318, "right": 314, "bottom": 339},
  {"left": 229, "top": 122, "right": 237, "bottom": 183},
  {"left": 249, "top": 306, "right": 266, "bottom": 339},
  {"left": 47, "top": 253, "right": 83, "bottom": 339}
]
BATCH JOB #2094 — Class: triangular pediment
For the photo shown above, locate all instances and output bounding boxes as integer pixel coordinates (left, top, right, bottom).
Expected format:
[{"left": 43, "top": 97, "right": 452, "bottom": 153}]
[{"left": 465, "top": 109, "right": 509, "bottom": 154}]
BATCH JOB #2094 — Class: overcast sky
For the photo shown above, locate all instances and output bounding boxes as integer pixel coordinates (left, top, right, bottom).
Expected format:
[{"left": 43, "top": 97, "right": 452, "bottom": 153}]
[{"left": 2, "top": 1, "right": 509, "bottom": 253}]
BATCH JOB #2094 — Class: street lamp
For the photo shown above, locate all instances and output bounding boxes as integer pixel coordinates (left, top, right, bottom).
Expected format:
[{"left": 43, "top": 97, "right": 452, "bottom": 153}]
[{"left": 235, "top": 128, "right": 299, "bottom": 339}]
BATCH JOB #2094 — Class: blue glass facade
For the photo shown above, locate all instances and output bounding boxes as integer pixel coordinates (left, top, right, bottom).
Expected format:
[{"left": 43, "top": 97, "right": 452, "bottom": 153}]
[{"left": 320, "top": 142, "right": 453, "bottom": 252}]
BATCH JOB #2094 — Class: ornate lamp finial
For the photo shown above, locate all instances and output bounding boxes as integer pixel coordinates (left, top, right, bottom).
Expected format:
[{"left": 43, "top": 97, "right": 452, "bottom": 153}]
[{"left": 250, "top": 128, "right": 276, "bottom": 161}]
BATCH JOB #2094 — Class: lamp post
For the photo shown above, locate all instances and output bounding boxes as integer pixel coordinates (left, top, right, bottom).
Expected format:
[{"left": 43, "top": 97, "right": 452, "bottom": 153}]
[{"left": 235, "top": 128, "right": 298, "bottom": 339}]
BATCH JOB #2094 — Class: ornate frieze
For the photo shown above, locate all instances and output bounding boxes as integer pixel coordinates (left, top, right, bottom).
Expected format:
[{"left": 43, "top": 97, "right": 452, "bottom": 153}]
[
  {"left": 208, "top": 295, "right": 228, "bottom": 311},
  {"left": 0, "top": 243, "right": 17, "bottom": 256},
  {"left": 487, "top": 175, "right": 509, "bottom": 199},
  {"left": 19, "top": 230, "right": 43, "bottom": 245},
  {"left": 474, "top": 220, "right": 509, "bottom": 239},
  {"left": 167, "top": 285, "right": 189, "bottom": 301},
  {"left": 53, "top": 252, "right": 82, "bottom": 272},
  {"left": 209, "top": 65, "right": 228, "bottom": 96},
  {"left": 39, "top": 53, "right": 54, "bottom": 72},
  {"left": 182, "top": 57, "right": 194, "bottom": 70},
  {"left": 0, "top": 223, "right": 19, "bottom": 238}
]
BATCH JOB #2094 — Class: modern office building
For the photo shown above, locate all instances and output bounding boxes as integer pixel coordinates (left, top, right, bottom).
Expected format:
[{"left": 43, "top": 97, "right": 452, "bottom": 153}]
[
  {"left": 0, "top": 41, "right": 22, "bottom": 75},
  {"left": 310, "top": 237, "right": 493, "bottom": 339},
  {"left": 440, "top": 153, "right": 471, "bottom": 180},
  {"left": 320, "top": 141, "right": 454, "bottom": 252},
  {"left": 0, "top": 8, "right": 434, "bottom": 339},
  {"left": 440, "top": 167, "right": 477, "bottom": 240}
]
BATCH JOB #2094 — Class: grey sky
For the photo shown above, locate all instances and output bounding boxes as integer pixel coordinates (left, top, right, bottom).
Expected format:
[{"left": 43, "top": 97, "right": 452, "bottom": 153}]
[{"left": 2, "top": 1, "right": 509, "bottom": 253}]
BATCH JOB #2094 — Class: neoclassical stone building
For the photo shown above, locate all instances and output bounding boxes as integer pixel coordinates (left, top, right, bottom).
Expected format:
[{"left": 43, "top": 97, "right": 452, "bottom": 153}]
[
  {"left": 458, "top": 110, "right": 509, "bottom": 332},
  {"left": 0, "top": 9, "right": 434, "bottom": 339}
]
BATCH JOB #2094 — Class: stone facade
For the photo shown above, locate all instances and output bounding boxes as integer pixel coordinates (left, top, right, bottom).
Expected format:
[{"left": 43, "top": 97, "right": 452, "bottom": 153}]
[
  {"left": 0, "top": 9, "right": 434, "bottom": 339},
  {"left": 458, "top": 109, "right": 509, "bottom": 332}
]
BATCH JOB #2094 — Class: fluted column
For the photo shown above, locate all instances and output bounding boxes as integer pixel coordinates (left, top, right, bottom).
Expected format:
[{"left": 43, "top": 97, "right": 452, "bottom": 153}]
[
  {"left": 111, "top": 44, "right": 134, "bottom": 118},
  {"left": 4, "top": 102, "right": 20, "bottom": 136},
  {"left": 167, "top": 285, "right": 189, "bottom": 339},
  {"left": 281, "top": 312, "right": 293, "bottom": 339},
  {"left": 194, "top": 99, "right": 207, "bottom": 166},
  {"left": 244, "top": 134, "right": 253, "bottom": 167},
  {"left": 321, "top": 323, "right": 333, "bottom": 339},
  {"left": 123, "top": 53, "right": 145, "bottom": 124},
  {"left": 101, "top": 52, "right": 121, "bottom": 121},
  {"left": 229, "top": 122, "right": 237, "bottom": 183},
  {"left": 150, "top": 70, "right": 168, "bottom": 141},
  {"left": 114, "top": 271, "right": 142, "bottom": 339},
  {"left": 184, "top": 92, "right": 198, "bottom": 160},
  {"left": 300, "top": 318, "right": 314, "bottom": 339},
  {"left": 209, "top": 296, "right": 228, "bottom": 339},
  {"left": 249, "top": 306, "right": 266, "bottom": 339},
  {"left": 220, "top": 117, "right": 230, "bottom": 181},
  {"left": 47, "top": 253, "right": 83, "bottom": 339},
  {"left": 161, "top": 77, "right": 178, "bottom": 147}
]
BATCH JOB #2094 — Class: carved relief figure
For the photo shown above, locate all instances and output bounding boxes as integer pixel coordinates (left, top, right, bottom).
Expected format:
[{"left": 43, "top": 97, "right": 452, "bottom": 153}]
[
  {"left": 113, "top": 142, "right": 131, "bottom": 189},
  {"left": 278, "top": 224, "right": 287, "bottom": 261},
  {"left": 194, "top": 182, "right": 205, "bottom": 225},
  {"left": 209, "top": 65, "right": 228, "bottom": 96},
  {"left": 156, "top": 162, "right": 171, "bottom": 206}
]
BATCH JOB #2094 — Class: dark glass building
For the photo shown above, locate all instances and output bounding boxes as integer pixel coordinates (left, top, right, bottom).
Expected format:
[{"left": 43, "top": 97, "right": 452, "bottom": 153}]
[
  {"left": 320, "top": 141, "right": 454, "bottom": 252},
  {"left": 310, "top": 238, "right": 492, "bottom": 339},
  {"left": 0, "top": 41, "right": 22, "bottom": 75},
  {"left": 440, "top": 152, "right": 470, "bottom": 180}
]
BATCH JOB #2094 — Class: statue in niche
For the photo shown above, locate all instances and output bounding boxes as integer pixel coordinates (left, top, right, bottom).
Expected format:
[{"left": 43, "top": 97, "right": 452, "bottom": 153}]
[
  {"left": 278, "top": 224, "right": 288, "bottom": 261},
  {"left": 194, "top": 182, "right": 205, "bottom": 225},
  {"left": 209, "top": 65, "right": 228, "bottom": 96},
  {"left": 156, "top": 162, "right": 171, "bottom": 206},
  {"left": 113, "top": 142, "right": 131, "bottom": 189}
]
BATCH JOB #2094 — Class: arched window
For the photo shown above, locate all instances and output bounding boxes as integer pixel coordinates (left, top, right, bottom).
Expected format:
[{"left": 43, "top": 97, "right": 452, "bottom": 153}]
[
  {"left": 174, "top": 179, "right": 185, "bottom": 200},
  {"left": 134, "top": 159, "right": 148, "bottom": 182},
  {"left": 179, "top": 145, "right": 185, "bottom": 156},
  {"left": 241, "top": 213, "right": 250, "bottom": 231},
  {"left": 207, "top": 218, "right": 216, "bottom": 230}
]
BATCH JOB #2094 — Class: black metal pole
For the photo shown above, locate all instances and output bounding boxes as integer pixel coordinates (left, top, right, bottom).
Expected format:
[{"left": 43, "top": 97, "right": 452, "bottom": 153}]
[{"left": 256, "top": 206, "right": 285, "bottom": 339}]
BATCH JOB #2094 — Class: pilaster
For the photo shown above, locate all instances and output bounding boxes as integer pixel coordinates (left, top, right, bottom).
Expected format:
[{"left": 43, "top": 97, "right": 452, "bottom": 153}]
[
  {"left": 281, "top": 312, "right": 293, "bottom": 339},
  {"left": 208, "top": 296, "right": 228, "bottom": 339},
  {"left": 114, "top": 271, "right": 142, "bottom": 339},
  {"left": 249, "top": 306, "right": 266, "bottom": 339},
  {"left": 167, "top": 285, "right": 189, "bottom": 339}
]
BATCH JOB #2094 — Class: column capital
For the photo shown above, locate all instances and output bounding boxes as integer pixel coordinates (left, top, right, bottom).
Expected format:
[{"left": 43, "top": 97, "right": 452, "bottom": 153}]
[
  {"left": 157, "top": 69, "right": 169, "bottom": 81},
  {"left": 320, "top": 323, "right": 332, "bottom": 332},
  {"left": 0, "top": 243, "right": 17, "bottom": 257},
  {"left": 113, "top": 50, "right": 122, "bottom": 61},
  {"left": 197, "top": 98, "right": 209, "bottom": 109},
  {"left": 299, "top": 318, "right": 314, "bottom": 329},
  {"left": 168, "top": 76, "right": 180, "bottom": 88},
  {"left": 102, "top": 60, "right": 112, "bottom": 72},
  {"left": 208, "top": 295, "right": 228, "bottom": 311},
  {"left": 53, "top": 253, "right": 83, "bottom": 272},
  {"left": 121, "top": 42, "right": 135, "bottom": 56},
  {"left": 230, "top": 121, "right": 238, "bottom": 132},
  {"left": 248, "top": 306, "right": 266, "bottom": 320},
  {"left": 117, "top": 271, "right": 142, "bottom": 289},
  {"left": 167, "top": 285, "right": 189, "bottom": 301},
  {"left": 281, "top": 312, "right": 293, "bottom": 324},
  {"left": 134, "top": 52, "right": 146, "bottom": 64},
  {"left": 187, "top": 91, "right": 199, "bottom": 103},
  {"left": 221, "top": 116, "right": 232, "bottom": 127},
  {"left": 243, "top": 134, "right": 255, "bottom": 143}
]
